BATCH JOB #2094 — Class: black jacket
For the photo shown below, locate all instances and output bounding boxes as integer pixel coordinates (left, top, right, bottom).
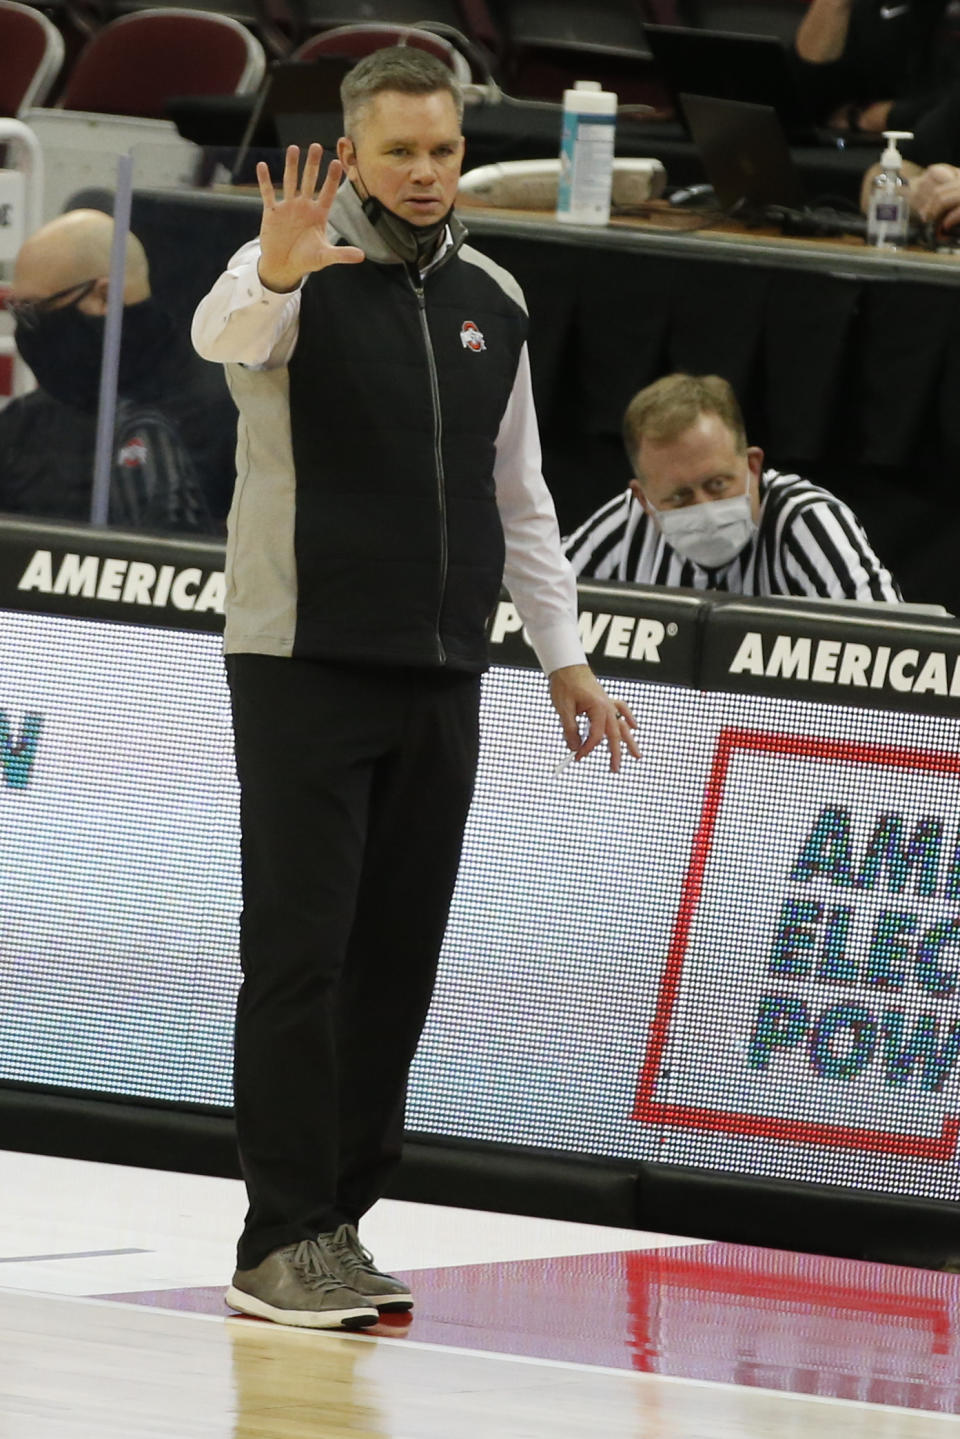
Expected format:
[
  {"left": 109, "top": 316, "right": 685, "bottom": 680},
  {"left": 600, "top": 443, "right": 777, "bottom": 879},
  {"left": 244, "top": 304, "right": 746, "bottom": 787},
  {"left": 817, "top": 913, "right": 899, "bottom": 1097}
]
[{"left": 0, "top": 315, "right": 236, "bottom": 533}]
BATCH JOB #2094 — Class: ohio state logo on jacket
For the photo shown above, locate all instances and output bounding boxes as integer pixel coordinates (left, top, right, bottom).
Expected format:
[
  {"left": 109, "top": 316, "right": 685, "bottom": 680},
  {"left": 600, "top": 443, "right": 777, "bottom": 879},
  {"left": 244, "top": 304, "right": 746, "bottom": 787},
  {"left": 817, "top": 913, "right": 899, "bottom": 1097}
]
[{"left": 459, "top": 321, "right": 486, "bottom": 352}]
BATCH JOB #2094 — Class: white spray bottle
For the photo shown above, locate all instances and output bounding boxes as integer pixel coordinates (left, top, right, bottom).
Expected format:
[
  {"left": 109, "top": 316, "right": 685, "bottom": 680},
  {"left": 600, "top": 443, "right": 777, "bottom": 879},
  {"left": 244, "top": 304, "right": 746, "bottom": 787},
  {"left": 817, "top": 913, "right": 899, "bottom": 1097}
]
[{"left": 556, "top": 81, "right": 617, "bottom": 226}]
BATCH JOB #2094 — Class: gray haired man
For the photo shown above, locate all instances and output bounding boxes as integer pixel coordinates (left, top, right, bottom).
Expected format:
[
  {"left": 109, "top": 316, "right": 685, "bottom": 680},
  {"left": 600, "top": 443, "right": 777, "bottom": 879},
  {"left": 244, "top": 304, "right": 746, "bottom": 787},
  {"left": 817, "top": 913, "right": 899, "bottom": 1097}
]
[{"left": 193, "top": 45, "right": 639, "bottom": 1329}]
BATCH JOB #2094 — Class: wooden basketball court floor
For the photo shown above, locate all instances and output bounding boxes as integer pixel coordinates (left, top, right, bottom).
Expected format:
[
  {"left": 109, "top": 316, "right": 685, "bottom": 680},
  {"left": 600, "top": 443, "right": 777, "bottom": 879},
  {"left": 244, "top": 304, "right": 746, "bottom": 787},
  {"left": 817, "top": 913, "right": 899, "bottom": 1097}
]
[{"left": 0, "top": 1150, "right": 958, "bottom": 1438}]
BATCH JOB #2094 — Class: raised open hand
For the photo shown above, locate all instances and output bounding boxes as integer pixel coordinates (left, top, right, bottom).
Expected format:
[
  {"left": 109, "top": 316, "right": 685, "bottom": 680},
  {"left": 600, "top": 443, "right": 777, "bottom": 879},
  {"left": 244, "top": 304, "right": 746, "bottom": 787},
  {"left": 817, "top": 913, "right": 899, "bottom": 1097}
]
[{"left": 255, "top": 143, "right": 365, "bottom": 293}]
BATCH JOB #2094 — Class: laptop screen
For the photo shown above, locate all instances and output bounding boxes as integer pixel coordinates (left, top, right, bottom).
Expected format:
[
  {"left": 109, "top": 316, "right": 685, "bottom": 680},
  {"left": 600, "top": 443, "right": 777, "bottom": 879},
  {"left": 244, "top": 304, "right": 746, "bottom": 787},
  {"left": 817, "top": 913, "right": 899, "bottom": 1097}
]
[
  {"left": 680, "top": 92, "right": 806, "bottom": 212},
  {"left": 645, "top": 25, "right": 816, "bottom": 136}
]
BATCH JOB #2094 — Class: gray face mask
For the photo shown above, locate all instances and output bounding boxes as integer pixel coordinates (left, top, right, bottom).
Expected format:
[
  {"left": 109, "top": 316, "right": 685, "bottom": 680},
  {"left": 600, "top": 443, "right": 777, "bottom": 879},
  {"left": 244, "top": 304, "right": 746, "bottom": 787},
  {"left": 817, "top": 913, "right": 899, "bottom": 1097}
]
[
  {"left": 651, "top": 489, "right": 757, "bottom": 569},
  {"left": 355, "top": 181, "right": 451, "bottom": 266}
]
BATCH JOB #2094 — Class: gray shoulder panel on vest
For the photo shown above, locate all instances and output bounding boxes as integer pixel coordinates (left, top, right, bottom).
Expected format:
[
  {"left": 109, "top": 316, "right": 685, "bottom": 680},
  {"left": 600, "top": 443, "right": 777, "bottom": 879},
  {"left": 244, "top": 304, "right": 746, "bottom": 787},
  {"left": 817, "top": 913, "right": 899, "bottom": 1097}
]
[{"left": 458, "top": 244, "right": 528, "bottom": 314}]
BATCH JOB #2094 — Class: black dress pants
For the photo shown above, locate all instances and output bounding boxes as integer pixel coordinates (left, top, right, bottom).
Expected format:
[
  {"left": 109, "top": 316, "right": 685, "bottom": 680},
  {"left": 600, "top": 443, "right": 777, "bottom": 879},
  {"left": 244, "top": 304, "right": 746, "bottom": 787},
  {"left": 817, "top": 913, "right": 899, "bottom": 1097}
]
[{"left": 226, "top": 653, "right": 481, "bottom": 1270}]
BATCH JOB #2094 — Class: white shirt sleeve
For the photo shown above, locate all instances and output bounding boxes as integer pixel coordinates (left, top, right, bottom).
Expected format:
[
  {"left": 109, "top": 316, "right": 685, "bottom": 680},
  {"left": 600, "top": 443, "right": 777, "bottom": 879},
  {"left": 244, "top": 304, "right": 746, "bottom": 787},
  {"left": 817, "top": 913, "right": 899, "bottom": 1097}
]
[
  {"left": 494, "top": 344, "right": 587, "bottom": 675},
  {"left": 190, "top": 240, "right": 303, "bottom": 369}
]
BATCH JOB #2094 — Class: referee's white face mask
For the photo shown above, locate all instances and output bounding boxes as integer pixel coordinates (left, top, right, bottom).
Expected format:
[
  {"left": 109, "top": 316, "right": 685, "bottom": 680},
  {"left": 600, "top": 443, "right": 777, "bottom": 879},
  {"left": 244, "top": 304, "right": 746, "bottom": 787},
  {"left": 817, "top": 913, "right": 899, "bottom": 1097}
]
[
  {"left": 651, "top": 486, "right": 757, "bottom": 569},
  {"left": 630, "top": 415, "right": 763, "bottom": 569}
]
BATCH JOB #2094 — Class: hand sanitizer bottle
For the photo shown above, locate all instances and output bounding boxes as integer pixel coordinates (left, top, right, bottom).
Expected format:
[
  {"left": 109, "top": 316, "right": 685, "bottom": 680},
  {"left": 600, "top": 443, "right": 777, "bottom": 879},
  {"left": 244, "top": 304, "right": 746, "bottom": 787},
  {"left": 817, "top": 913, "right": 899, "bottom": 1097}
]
[{"left": 867, "top": 130, "right": 913, "bottom": 249}]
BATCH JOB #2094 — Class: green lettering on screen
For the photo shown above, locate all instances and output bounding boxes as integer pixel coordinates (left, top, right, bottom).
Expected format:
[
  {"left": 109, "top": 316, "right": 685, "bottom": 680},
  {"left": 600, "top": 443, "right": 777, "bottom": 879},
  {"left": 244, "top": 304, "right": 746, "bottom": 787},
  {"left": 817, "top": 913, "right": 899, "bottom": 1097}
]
[{"left": 0, "top": 711, "right": 42, "bottom": 788}]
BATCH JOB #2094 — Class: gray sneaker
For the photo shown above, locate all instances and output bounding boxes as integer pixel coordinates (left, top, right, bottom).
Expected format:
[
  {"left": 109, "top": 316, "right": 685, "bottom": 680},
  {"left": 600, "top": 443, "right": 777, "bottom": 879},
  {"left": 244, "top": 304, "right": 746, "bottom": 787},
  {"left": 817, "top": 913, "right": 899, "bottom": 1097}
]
[
  {"left": 226, "top": 1238, "right": 379, "bottom": 1329},
  {"left": 321, "top": 1224, "right": 414, "bottom": 1311}
]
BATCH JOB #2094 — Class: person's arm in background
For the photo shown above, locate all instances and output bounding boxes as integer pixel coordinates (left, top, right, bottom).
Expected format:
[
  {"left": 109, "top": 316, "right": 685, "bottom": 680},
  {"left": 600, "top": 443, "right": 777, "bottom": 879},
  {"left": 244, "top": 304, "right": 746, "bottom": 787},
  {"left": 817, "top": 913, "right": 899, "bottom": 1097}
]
[
  {"left": 840, "top": 98, "right": 893, "bottom": 131},
  {"left": 789, "top": 0, "right": 902, "bottom": 128},
  {"left": 788, "top": 0, "right": 869, "bottom": 125},
  {"left": 795, "top": 0, "right": 854, "bottom": 63}
]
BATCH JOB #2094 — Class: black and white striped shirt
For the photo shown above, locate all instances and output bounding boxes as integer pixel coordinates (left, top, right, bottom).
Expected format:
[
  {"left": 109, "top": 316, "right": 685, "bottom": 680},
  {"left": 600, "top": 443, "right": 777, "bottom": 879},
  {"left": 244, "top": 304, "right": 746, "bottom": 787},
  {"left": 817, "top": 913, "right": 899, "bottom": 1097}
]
[{"left": 563, "top": 470, "right": 901, "bottom": 601}]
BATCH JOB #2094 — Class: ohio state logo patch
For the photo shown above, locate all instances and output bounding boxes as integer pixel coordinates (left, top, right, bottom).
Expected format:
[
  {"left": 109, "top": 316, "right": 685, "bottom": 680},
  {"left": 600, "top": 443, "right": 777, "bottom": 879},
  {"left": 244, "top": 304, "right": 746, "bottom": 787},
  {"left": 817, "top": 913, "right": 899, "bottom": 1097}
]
[
  {"left": 118, "top": 436, "right": 148, "bottom": 468},
  {"left": 460, "top": 320, "right": 486, "bottom": 352}
]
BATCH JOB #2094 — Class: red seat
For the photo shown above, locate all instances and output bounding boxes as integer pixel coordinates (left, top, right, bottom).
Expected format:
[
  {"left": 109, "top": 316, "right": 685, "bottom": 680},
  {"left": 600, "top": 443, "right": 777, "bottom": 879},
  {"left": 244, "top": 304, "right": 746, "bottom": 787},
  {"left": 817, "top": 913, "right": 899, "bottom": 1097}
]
[
  {"left": 292, "top": 22, "right": 472, "bottom": 81},
  {"left": 104, "top": 0, "right": 294, "bottom": 62},
  {"left": 0, "top": 0, "right": 66, "bottom": 115},
  {"left": 59, "top": 7, "right": 267, "bottom": 118}
]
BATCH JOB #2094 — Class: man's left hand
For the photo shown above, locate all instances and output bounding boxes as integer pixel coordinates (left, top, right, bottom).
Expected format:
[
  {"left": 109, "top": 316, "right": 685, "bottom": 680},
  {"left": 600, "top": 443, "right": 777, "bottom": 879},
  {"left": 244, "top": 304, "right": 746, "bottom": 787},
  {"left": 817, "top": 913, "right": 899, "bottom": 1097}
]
[{"left": 549, "top": 664, "right": 641, "bottom": 774}]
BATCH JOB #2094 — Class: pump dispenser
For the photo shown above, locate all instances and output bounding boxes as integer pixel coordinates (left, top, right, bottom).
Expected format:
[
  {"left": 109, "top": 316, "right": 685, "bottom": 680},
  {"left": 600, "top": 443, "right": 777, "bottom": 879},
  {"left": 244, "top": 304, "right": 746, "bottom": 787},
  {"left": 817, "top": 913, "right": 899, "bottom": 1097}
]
[{"left": 867, "top": 130, "right": 913, "bottom": 249}]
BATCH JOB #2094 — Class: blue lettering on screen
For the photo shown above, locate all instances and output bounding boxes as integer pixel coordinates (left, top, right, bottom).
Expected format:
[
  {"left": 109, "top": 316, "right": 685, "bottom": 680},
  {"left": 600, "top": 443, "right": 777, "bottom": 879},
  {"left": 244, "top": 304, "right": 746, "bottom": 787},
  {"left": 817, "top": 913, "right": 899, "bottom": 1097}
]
[
  {"left": 0, "top": 711, "right": 42, "bottom": 789},
  {"left": 743, "top": 802, "right": 960, "bottom": 1093},
  {"left": 747, "top": 995, "right": 960, "bottom": 1092},
  {"left": 790, "top": 805, "right": 953, "bottom": 896}
]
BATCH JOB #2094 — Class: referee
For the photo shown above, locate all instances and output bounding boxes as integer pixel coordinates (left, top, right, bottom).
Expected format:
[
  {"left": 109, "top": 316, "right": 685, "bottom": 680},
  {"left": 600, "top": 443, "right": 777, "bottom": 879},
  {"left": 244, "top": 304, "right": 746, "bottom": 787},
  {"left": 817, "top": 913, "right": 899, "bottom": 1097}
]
[{"left": 563, "top": 373, "right": 901, "bottom": 602}]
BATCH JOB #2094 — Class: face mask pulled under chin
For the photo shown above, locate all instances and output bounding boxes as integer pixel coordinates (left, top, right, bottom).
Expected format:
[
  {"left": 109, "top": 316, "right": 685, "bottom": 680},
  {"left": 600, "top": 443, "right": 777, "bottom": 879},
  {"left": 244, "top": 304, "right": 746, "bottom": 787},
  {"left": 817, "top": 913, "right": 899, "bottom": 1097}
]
[
  {"left": 651, "top": 490, "right": 757, "bottom": 569},
  {"left": 358, "top": 185, "right": 450, "bottom": 265}
]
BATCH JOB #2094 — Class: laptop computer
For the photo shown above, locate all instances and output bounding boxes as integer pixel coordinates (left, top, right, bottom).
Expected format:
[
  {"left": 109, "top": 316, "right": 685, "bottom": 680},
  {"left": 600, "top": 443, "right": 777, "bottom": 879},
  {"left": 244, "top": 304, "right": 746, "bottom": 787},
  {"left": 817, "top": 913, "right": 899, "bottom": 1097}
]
[
  {"left": 644, "top": 24, "right": 877, "bottom": 146},
  {"left": 679, "top": 93, "right": 869, "bottom": 236}
]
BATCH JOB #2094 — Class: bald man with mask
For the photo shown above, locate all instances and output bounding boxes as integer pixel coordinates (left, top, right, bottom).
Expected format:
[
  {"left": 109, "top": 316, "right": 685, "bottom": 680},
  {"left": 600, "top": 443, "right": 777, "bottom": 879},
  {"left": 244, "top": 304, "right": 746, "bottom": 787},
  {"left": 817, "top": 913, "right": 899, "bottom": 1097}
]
[{"left": 1, "top": 209, "right": 234, "bottom": 531}]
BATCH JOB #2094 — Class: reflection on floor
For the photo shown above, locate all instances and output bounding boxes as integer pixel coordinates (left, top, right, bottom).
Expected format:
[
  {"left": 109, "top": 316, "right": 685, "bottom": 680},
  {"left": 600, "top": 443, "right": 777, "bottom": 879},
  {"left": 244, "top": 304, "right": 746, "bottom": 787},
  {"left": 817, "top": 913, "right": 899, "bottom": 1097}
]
[
  {"left": 2, "top": 1149, "right": 960, "bottom": 1426},
  {"left": 100, "top": 1242, "right": 960, "bottom": 1414}
]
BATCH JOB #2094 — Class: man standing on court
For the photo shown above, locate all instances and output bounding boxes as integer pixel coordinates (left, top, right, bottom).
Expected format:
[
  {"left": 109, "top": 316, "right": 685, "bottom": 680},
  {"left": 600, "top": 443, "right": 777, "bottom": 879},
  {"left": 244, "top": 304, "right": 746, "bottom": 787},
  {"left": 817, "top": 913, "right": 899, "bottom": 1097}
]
[{"left": 192, "top": 46, "right": 638, "bottom": 1331}]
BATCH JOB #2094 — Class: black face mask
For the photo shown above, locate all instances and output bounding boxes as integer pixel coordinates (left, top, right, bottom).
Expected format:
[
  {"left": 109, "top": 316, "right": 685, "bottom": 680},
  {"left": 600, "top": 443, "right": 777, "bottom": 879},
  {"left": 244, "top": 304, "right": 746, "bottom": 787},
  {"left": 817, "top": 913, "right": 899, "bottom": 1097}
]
[
  {"left": 354, "top": 179, "right": 452, "bottom": 267},
  {"left": 15, "top": 298, "right": 175, "bottom": 413},
  {"left": 15, "top": 306, "right": 106, "bottom": 412}
]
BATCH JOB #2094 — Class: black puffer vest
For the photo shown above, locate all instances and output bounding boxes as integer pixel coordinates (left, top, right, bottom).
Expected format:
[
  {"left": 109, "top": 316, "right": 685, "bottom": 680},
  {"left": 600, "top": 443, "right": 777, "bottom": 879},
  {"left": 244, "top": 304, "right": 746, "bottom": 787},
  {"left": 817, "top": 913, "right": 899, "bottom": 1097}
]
[{"left": 287, "top": 184, "right": 528, "bottom": 671}]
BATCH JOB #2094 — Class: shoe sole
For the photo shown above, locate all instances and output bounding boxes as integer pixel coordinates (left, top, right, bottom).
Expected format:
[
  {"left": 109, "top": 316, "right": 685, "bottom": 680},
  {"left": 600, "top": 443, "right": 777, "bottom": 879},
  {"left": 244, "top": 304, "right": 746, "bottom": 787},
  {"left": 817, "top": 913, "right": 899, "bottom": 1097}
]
[
  {"left": 225, "top": 1285, "right": 379, "bottom": 1329},
  {"left": 368, "top": 1293, "right": 414, "bottom": 1311}
]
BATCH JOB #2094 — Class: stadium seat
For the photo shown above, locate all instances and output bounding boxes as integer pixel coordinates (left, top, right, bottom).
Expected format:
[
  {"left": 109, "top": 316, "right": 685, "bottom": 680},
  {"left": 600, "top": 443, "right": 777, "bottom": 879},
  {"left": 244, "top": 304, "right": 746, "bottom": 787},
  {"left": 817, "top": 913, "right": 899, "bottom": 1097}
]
[
  {"left": 58, "top": 7, "right": 267, "bottom": 117},
  {"left": 101, "top": 0, "right": 296, "bottom": 60},
  {"left": 106, "top": 0, "right": 261, "bottom": 17},
  {"left": 293, "top": 0, "right": 499, "bottom": 63},
  {"left": 292, "top": 23, "right": 473, "bottom": 82},
  {"left": 0, "top": 0, "right": 66, "bottom": 115}
]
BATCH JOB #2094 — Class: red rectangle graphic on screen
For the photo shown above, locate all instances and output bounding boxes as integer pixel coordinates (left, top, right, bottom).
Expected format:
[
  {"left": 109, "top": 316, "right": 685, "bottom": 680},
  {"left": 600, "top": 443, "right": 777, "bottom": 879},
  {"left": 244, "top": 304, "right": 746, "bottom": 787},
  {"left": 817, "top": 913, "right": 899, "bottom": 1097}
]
[{"left": 632, "top": 726, "right": 960, "bottom": 1158}]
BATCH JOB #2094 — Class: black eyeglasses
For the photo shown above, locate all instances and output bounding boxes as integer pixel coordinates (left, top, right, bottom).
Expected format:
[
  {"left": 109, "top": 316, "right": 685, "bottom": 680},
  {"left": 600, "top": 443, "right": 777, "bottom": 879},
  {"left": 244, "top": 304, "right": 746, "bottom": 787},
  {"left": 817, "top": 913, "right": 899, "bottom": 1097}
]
[{"left": 7, "top": 278, "right": 101, "bottom": 329}]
